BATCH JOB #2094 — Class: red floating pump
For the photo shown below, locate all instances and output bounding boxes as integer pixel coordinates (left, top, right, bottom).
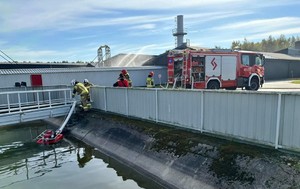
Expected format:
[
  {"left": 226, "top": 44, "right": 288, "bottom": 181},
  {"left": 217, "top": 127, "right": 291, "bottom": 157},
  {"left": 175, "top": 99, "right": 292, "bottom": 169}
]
[{"left": 36, "top": 129, "right": 64, "bottom": 145}]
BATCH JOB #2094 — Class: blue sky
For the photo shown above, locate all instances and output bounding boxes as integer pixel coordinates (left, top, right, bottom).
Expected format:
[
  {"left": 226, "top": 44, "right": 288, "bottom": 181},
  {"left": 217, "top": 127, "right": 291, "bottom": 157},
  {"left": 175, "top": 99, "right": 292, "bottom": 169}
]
[{"left": 0, "top": 0, "right": 300, "bottom": 62}]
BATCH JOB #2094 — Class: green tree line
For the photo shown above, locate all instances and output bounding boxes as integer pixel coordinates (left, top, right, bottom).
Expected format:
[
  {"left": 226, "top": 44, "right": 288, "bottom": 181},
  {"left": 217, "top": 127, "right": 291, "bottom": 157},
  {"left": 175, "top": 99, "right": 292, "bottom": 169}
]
[{"left": 230, "top": 35, "right": 300, "bottom": 52}]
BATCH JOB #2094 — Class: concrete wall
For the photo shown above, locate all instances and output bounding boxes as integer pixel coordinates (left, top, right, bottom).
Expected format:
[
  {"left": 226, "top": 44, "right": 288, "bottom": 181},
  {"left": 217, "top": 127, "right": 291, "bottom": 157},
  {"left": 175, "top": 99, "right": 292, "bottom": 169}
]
[{"left": 91, "top": 86, "right": 300, "bottom": 152}]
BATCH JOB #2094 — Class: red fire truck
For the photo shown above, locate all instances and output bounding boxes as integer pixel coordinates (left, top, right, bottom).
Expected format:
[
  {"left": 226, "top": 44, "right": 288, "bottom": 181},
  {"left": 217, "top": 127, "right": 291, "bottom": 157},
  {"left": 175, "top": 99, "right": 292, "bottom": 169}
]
[{"left": 167, "top": 49, "right": 265, "bottom": 90}]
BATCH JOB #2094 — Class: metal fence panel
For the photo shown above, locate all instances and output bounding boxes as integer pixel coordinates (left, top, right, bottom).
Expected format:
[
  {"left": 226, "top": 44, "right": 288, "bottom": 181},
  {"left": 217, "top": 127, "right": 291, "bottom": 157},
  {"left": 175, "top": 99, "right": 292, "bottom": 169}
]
[
  {"left": 106, "top": 88, "right": 127, "bottom": 115},
  {"left": 280, "top": 94, "right": 300, "bottom": 149},
  {"left": 203, "top": 91, "right": 278, "bottom": 145},
  {"left": 90, "top": 87, "right": 106, "bottom": 110},
  {"left": 128, "top": 88, "right": 156, "bottom": 121},
  {"left": 90, "top": 86, "right": 300, "bottom": 152},
  {"left": 158, "top": 89, "right": 202, "bottom": 130}
]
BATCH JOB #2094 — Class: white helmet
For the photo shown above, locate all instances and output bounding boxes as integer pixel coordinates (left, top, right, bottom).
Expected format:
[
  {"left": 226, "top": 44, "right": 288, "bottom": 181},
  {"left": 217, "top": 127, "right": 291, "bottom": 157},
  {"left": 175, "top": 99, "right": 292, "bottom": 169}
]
[
  {"left": 71, "top": 79, "right": 76, "bottom": 86},
  {"left": 83, "top": 79, "right": 89, "bottom": 83}
]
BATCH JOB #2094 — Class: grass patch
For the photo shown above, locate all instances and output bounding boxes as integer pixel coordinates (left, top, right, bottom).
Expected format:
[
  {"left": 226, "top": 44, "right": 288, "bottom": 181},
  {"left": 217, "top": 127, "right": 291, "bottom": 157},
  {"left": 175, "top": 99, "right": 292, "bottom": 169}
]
[{"left": 291, "top": 80, "right": 300, "bottom": 84}]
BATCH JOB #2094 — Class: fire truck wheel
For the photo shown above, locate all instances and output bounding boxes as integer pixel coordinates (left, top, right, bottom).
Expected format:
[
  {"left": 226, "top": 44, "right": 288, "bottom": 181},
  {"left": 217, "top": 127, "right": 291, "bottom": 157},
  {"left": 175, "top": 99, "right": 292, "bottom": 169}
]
[
  {"left": 225, "top": 87, "right": 237, "bottom": 90},
  {"left": 186, "top": 84, "right": 191, "bottom": 89},
  {"left": 247, "top": 78, "right": 259, "bottom": 91},
  {"left": 207, "top": 81, "right": 220, "bottom": 89}
]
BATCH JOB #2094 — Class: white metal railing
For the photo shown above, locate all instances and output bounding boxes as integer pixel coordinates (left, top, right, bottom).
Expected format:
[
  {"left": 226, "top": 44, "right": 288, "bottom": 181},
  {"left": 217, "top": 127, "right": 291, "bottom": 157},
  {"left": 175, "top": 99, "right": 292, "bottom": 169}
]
[
  {"left": 173, "top": 77, "right": 178, "bottom": 89},
  {"left": 0, "top": 88, "right": 73, "bottom": 115}
]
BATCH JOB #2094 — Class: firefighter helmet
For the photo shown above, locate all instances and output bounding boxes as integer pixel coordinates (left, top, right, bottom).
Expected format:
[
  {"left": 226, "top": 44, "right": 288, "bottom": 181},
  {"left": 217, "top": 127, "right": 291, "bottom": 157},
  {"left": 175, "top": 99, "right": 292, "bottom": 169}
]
[
  {"left": 149, "top": 71, "right": 154, "bottom": 76},
  {"left": 71, "top": 79, "right": 76, "bottom": 86},
  {"left": 83, "top": 79, "right": 89, "bottom": 83},
  {"left": 121, "top": 69, "right": 127, "bottom": 75}
]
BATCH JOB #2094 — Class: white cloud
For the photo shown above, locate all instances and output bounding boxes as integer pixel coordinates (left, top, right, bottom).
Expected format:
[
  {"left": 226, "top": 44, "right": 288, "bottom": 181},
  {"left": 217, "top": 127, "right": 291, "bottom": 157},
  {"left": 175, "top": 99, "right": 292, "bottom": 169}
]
[
  {"left": 207, "top": 17, "right": 300, "bottom": 43},
  {"left": 212, "top": 17, "right": 300, "bottom": 32},
  {"left": 125, "top": 24, "right": 156, "bottom": 30},
  {"left": 3, "top": 48, "right": 60, "bottom": 61},
  {"left": 1, "top": 0, "right": 300, "bottom": 61},
  {"left": 0, "top": 40, "right": 7, "bottom": 46},
  {"left": 67, "top": 35, "right": 98, "bottom": 40},
  {"left": 1, "top": 0, "right": 297, "bottom": 32},
  {"left": 246, "top": 27, "right": 300, "bottom": 40},
  {"left": 2, "top": 46, "right": 96, "bottom": 62}
]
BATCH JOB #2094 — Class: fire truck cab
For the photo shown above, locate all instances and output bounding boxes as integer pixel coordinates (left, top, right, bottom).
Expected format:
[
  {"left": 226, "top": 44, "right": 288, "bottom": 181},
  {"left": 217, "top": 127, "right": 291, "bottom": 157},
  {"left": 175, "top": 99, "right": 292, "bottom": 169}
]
[{"left": 167, "top": 49, "right": 265, "bottom": 90}]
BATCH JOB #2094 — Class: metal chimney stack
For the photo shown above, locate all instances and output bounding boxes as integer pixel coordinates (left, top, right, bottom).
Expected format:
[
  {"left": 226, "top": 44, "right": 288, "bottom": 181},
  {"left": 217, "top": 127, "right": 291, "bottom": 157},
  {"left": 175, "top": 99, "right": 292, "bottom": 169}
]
[{"left": 172, "top": 15, "right": 187, "bottom": 48}]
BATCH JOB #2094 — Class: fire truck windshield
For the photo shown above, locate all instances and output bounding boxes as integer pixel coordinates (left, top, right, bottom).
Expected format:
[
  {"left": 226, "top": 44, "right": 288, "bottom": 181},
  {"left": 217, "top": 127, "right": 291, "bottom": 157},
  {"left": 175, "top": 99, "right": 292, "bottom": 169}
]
[
  {"left": 241, "top": 54, "right": 264, "bottom": 67},
  {"left": 255, "top": 55, "right": 263, "bottom": 66}
]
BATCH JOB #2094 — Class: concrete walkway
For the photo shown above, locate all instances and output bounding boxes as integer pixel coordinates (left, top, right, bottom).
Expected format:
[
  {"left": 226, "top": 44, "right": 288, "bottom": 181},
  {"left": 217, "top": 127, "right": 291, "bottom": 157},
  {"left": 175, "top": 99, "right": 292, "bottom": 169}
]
[{"left": 257, "top": 79, "right": 300, "bottom": 92}]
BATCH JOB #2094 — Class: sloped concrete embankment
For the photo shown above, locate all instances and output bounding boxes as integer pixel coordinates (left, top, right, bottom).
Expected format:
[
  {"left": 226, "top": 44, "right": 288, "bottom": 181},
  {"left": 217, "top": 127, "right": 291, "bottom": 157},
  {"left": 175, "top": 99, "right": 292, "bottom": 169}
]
[
  {"left": 48, "top": 111, "right": 300, "bottom": 189},
  {"left": 67, "top": 112, "right": 215, "bottom": 189}
]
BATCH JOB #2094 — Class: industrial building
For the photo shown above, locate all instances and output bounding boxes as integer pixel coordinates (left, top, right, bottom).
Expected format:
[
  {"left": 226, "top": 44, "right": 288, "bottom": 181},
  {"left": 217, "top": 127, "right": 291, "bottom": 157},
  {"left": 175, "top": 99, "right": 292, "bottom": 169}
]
[{"left": 0, "top": 66, "right": 167, "bottom": 88}]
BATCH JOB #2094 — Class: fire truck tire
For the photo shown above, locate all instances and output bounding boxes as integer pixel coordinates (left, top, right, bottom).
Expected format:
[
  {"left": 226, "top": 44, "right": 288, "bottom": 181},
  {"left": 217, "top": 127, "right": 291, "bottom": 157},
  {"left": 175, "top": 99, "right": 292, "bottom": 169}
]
[
  {"left": 207, "top": 81, "right": 220, "bottom": 89},
  {"left": 246, "top": 78, "right": 259, "bottom": 91},
  {"left": 225, "top": 87, "right": 237, "bottom": 90}
]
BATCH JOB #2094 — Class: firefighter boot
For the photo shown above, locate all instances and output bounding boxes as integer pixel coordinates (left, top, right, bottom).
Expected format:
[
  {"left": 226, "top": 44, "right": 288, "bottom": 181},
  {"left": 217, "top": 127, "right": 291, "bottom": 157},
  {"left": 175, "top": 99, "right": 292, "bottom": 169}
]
[
  {"left": 87, "top": 103, "right": 92, "bottom": 110},
  {"left": 83, "top": 106, "right": 89, "bottom": 111}
]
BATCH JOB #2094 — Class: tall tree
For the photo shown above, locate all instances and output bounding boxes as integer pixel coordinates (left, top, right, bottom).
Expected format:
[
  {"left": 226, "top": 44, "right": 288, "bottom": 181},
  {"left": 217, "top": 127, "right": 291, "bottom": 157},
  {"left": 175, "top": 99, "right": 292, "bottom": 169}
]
[{"left": 231, "top": 35, "right": 300, "bottom": 52}]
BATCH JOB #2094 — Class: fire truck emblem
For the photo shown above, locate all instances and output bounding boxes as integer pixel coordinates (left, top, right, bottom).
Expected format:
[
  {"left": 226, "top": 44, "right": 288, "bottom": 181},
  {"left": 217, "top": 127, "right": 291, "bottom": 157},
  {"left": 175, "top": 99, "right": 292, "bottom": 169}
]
[{"left": 211, "top": 58, "right": 217, "bottom": 70}]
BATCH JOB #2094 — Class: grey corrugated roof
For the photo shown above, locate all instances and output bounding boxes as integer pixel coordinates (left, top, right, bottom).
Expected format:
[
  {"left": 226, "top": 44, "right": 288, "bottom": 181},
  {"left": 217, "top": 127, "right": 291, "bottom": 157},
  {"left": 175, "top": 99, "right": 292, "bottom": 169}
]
[
  {"left": 172, "top": 46, "right": 300, "bottom": 61},
  {"left": 0, "top": 68, "right": 91, "bottom": 75},
  {"left": 0, "top": 66, "right": 165, "bottom": 75},
  {"left": 262, "top": 52, "right": 300, "bottom": 60}
]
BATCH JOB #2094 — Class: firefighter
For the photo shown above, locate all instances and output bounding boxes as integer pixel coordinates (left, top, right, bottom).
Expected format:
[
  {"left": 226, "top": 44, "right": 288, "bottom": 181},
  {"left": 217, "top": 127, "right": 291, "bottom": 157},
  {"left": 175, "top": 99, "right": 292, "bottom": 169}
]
[
  {"left": 146, "top": 71, "right": 155, "bottom": 88},
  {"left": 71, "top": 79, "right": 91, "bottom": 111},
  {"left": 83, "top": 79, "right": 93, "bottom": 92},
  {"left": 83, "top": 79, "right": 93, "bottom": 101},
  {"left": 77, "top": 147, "right": 93, "bottom": 168},
  {"left": 113, "top": 74, "right": 129, "bottom": 87},
  {"left": 121, "top": 69, "right": 132, "bottom": 87}
]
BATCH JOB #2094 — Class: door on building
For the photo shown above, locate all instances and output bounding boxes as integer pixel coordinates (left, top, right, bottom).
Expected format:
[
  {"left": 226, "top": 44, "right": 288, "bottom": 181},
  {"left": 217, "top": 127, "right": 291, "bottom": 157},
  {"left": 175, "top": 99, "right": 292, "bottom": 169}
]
[{"left": 31, "top": 74, "right": 43, "bottom": 87}]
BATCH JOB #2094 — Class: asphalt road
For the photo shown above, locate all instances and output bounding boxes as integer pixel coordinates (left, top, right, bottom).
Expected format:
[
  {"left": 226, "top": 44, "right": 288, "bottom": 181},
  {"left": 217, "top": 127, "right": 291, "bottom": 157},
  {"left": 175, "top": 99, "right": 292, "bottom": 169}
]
[{"left": 260, "top": 79, "right": 300, "bottom": 92}]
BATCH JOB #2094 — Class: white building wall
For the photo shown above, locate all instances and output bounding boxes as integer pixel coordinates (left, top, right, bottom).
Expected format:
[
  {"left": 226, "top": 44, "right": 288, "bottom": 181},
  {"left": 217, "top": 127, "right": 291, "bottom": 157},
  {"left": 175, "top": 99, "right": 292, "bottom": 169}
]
[{"left": 0, "top": 67, "right": 167, "bottom": 88}]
